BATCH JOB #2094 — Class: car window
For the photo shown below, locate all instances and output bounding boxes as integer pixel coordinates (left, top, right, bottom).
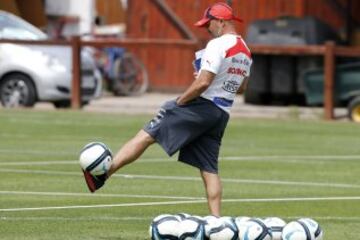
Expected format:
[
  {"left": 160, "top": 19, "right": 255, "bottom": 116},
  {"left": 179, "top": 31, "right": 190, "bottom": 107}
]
[{"left": 0, "top": 13, "right": 47, "bottom": 40}]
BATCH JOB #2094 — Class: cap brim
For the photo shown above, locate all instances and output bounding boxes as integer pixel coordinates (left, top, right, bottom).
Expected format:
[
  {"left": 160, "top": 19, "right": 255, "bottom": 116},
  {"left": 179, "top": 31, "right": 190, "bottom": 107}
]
[
  {"left": 194, "top": 17, "right": 211, "bottom": 27},
  {"left": 194, "top": 16, "right": 243, "bottom": 27}
]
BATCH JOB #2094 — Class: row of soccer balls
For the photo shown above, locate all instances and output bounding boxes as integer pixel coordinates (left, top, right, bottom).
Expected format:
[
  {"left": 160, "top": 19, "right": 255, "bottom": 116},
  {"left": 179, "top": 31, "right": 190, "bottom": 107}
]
[{"left": 149, "top": 213, "right": 323, "bottom": 240}]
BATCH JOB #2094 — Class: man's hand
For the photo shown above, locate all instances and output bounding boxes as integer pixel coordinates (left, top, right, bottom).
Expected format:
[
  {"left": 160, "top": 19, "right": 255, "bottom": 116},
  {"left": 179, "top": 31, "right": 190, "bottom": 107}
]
[
  {"left": 177, "top": 70, "right": 215, "bottom": 105},
  {"left": 237, "top": 77, "right": 249, "bottom": 94},
  {"left": 193, "top": 71, "right": 199, "bottom": 79}
]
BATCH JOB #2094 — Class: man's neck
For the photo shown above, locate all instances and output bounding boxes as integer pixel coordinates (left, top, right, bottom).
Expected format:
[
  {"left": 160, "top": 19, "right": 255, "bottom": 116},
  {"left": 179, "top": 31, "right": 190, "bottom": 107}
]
[{"left": 221, "top": 25, "right": 237, "bottom": 36}]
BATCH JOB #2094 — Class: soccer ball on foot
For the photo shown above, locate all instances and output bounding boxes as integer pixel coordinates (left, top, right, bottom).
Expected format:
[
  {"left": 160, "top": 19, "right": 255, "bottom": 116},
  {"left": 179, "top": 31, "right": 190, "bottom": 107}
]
[{"left": 79, "top": 142, "right": 112, "bottom": 176}]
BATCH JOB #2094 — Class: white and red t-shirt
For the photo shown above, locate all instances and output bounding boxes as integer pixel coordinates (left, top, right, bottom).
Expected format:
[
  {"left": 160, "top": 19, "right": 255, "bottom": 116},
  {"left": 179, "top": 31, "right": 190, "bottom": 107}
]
[{"left": 199, "top": 34, "right": 252, "bottom": 112}]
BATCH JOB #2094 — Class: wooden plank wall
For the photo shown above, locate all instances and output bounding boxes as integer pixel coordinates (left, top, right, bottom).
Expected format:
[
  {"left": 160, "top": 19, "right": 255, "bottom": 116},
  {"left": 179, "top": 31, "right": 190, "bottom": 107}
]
[
  {"left": 304, "top": 0, "right": 360, "bottom": 29},
  {"left": 95, "top": 0, "right": 126, "bottom": 25},
  {"left": 16, "top": 0, "right": 47, "bottom": 28},
  {"left": 126, "top": 1, "right": 205, "bottom": 91},
  {"left": 0, "top": 0, "right": 20, "bottom": 15},
  {"left": 126, "top": 0, "right": 360, "bottom": 91},
  {"left": 0, "top": 0, "right": 47, "bottom": 28}
]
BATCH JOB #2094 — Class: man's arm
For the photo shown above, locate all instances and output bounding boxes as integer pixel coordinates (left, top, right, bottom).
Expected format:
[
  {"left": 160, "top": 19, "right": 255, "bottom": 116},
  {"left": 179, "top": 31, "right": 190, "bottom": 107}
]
[
  {"left": 176, "top": 70, "right": 215, "bottom": 105},
  {"left": 237, "top": 77, "right": 249, "bottom": 94}
]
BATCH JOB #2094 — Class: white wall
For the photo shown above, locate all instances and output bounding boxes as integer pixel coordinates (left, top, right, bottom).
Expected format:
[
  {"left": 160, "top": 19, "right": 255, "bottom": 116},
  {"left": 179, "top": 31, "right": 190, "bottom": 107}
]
[{"left": 45, "top": 0, "right": 95, "bottom": 36}]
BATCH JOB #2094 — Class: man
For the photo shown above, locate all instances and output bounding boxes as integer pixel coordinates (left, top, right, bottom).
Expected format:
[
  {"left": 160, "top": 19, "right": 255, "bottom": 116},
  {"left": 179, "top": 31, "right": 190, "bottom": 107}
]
[{"left": 83, "top": 2, "right": 252, "bottom": 217}]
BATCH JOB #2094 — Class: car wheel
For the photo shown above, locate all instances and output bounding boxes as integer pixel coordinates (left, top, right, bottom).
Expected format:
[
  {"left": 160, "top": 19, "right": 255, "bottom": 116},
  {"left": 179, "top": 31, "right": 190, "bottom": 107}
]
[
  {"left": 0, "top": 73, "right": 36, "bottom": 108},
  {"left": 348, "top": 97, "right": 360, "bottom": 122},
  {"left": 112, "top": 52, "right": 149, "bottom": 96}
]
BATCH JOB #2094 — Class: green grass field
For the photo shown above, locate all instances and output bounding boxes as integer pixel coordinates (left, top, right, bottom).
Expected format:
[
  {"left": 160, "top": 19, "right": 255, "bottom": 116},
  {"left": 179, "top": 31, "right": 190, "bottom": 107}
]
[{"left": 0, "top": 109, "right": 359, "bottom": 240}]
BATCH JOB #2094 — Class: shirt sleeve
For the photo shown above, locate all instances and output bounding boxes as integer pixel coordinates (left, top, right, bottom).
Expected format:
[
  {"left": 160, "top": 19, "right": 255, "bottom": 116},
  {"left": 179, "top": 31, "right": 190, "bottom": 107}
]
[{"left": 200, "top": 39, "right": 224, "bottom": 74}]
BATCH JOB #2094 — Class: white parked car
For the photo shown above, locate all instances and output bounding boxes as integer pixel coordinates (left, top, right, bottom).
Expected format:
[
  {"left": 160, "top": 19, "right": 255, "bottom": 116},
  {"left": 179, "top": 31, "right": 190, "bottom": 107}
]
[{"left": 0, "top": 10, "right": 102, "bottom": 108}]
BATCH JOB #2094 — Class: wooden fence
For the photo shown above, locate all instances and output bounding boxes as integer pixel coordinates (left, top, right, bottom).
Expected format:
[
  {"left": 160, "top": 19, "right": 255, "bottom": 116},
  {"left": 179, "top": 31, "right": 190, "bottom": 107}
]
[{"left": 1, "top": 37, "right": 360, "bottom": 120}]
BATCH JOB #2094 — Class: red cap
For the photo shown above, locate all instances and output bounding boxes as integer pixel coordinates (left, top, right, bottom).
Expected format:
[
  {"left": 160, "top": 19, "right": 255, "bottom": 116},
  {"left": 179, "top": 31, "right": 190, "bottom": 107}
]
[{"left": 194, "top": 2, "right": 243, "bottom": 27}]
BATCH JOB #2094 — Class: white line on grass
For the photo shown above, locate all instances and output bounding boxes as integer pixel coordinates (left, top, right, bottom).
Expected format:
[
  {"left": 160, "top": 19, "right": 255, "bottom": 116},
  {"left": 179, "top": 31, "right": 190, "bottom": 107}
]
[
  {"left": 0, "top": 154, "right": 359, "bottom": 162},
  {"left": 220, "top": 155, "right": 360, "bottom": 162},
  {"left": 0, "top": 190, "right": 204, "bottom": 200},
  {"left": 133, "top": 155, "right": 360, "bottom": 164},
  {"left": 282, "top": 216, "right": 360, "bottom": 221},
  {"left": 222, "top": 196, "right": 360, "bottom": 203},
  {"left": 0, "top": 154, "right": 359, "bottom": 167},
  {"left": 0, "top": 161, "right": 77, "bottom": 166},
  {"left": 0, "top": 157, "right": 354, "bottom": 167},
  {"left": 0, "top": 168, "right": 359, "bottom": 189},
  {"left": 0, "top": 169, "right": 79, "bottom": 176},
  {"left": 0, "top": 149, "right": 72, "bottom": 156},
  {"left": 114, "top": 173, "right": 360, "bottom": 189},
  {"left": 1, "top": 216, "right": 359, "bottom": 222},
  {"left": 1, "top": 196, "right": 359, "bottom": 212},
  {"left": 0, "top": 200, "right": 206, "bottom": 212},
  {"left": 0, "top": 216, "right": 151, "bottom": 221}
]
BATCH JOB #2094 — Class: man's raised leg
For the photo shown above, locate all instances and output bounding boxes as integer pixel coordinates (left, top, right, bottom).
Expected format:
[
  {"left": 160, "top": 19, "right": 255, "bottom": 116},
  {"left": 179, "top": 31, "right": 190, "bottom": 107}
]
[
  {"left": 83, "top": 129, "right": 155, "bottom": 192},
  {"left": 108, "top": 129, "right": 155, "bottom": 177}
]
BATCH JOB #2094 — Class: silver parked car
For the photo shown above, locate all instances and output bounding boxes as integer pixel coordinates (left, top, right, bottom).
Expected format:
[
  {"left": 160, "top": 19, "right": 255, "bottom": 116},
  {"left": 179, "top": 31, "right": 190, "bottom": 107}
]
[{"left": 0, "top": 10, "right": 102, "bottom": 108}]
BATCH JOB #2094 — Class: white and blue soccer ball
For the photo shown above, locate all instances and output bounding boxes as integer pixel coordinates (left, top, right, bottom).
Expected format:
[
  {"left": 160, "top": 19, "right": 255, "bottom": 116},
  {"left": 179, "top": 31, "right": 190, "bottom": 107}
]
[
  {"left": 208, "top": 216, "right": 239, "bottom": 240},
  {"left": 178, "top": 216, "right": 205, "bottom": 240},
  {"left": 263, "top": 217, "right": 286, "bottom": 240},
  {"left": 234, "top": 216, "right": 251, "bottom": 227},
  {"left": 299, "top": 218, "right": 323, "bottom": 240},
  {"left": 204, "top": 215, "right": 222, "bottom": 238},
  {"left": 149, "top": 214, "right": 180, "bottom": 240},
  {"left": 79, "top": 142, "right": 112, "bottom": 176},
  {"left": 174, "top": 213, "right": 191, "bottom": 221},
  {"left": 237, "top": 218, "right": 272, "bottom": 240},
  {"left": 281, "top": 218, "right": 323, "bottom": 240}
]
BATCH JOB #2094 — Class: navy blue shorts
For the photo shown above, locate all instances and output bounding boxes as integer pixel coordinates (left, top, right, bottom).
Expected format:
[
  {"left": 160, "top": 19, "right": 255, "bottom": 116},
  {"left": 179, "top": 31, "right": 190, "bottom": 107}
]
[{"left": 143, "top": 97, "right": 229, "bottom": 173}]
